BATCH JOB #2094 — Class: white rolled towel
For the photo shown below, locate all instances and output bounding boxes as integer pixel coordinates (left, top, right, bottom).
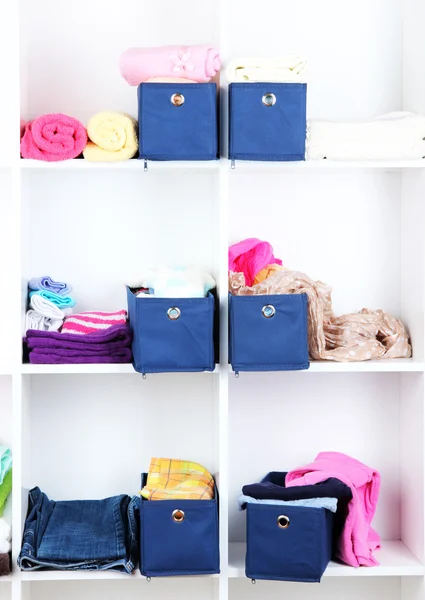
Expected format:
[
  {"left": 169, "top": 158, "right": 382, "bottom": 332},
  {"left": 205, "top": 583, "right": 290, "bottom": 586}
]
[
  {"left": 307, "top": 112, "right": 425, "bottom": 161},
  {"left": 227, "top": 56, "right": 307, "bottom": 83},
  {"left": 0, "top": 518, "right": 11, "bottom": 554}
]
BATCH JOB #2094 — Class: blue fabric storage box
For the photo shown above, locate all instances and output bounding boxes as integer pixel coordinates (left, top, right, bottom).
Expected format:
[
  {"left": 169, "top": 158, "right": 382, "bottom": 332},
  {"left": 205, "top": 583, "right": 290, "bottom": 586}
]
[
  {"left": 139, "top": 474, "right": 220, "bottom": 577},
  {"left": 245, "top": 472, "right": 334, "bottom": 582},
  {"left": 138, "top": 83, "right": 218, "bottom": 161},
  {"left": 127, "top": 288, "right": 215, "bottom": 374},
  {"left": 229, "top": 293, "right": 309, "bottom": 373},
  {"left": 229, "top": 82, "right": 306, "bottom": 161}
]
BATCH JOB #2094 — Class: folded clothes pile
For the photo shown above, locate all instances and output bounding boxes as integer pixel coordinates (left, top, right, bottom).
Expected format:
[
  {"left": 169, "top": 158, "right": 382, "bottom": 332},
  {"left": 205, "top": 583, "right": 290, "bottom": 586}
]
[
  {"left": 129, "top": 267, "right": 216, "bottom": 298},
  {"left": 119, "top": 45, "right": 221, "bottom": 86},
  {"left": 0, "top": 447, "right": 12, "bottom": 577},
  {"left": 141, "top": 458, "right": 214, "bottom": 500},
  {"left": 18, "top": 487, "right": 139, "bottom": 572},
  {"left": 306, "top": 112, "right": 425, "bottom": 161},
  {"left": 227, "top": 56, "right": 307, "bottom": 83},
  {"left": 240, "top": 452, "right": 380, "bottom": 568},
  {"left": 229, "top": 238, "right": 412, "bottom": 362},
  {"left": 24, "top": 322, "right": 132, "bottom": 364},
  {"left": 25, "top": 276, "right": 75, "bottom": 333}
]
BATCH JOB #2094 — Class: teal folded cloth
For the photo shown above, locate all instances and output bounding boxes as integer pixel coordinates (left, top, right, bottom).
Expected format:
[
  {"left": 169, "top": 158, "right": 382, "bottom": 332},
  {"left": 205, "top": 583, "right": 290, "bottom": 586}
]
[
  {"left": 0, "top": 448, "right": 11, "bottom": 486},
  {"left": 29, "top": 290, "right": 76, "bottom": 309}
]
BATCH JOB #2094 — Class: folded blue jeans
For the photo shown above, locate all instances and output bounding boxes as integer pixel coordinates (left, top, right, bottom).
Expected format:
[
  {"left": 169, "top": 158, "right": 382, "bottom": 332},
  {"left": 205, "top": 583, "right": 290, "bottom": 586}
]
[{"left": 18, "top": 487, "right": 139, "bottom": 572}]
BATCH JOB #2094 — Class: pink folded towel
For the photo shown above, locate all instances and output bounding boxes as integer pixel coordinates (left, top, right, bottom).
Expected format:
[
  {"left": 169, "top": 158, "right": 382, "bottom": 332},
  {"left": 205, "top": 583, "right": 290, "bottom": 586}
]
[
  {"left": 119, "top": 45, "right": 221, "bottom": 86},
  {"left": 286, "top": 452, "right": 381, "bottom": 568},
  {"left": 20, "top": 114, "right": 87, "bottom": 162}
]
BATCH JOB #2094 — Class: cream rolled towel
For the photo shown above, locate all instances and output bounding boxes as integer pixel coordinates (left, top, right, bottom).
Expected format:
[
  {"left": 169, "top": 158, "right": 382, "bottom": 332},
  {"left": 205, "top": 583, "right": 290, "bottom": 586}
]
[
  {"left": 227, "top": 56, "right": 307, "bottom": 83},
  {"left": 83, "top": 112, "right": 138, "bottom": 162}
]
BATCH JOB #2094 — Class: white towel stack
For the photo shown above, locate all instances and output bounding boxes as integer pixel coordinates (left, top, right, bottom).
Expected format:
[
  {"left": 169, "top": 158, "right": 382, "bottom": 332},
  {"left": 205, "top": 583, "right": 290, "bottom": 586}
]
[{"left": 306, "top": 112, "right": 425, "bottom": 161}]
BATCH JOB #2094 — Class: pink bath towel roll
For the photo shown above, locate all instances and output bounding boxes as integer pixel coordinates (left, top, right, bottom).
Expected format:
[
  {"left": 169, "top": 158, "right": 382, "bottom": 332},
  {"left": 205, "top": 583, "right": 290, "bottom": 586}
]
[
  {"left": 119, "top": 45, "right": 221, "bottom": 86},
  {"left": 21, "top": 114, "right": 87, "bottom": 161}
]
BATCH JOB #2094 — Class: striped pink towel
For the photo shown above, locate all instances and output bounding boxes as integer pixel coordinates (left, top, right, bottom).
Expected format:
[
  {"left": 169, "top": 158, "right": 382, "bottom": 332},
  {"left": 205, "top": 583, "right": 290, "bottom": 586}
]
[{"left": 61, "top": 310, "right": 127, "bottom": 335}]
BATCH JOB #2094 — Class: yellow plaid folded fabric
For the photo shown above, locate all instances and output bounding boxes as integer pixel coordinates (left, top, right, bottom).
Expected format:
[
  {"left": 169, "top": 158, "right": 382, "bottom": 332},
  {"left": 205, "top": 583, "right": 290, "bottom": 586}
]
[{"left": 141, "top": 458, "right": 215, "bottom": 500}]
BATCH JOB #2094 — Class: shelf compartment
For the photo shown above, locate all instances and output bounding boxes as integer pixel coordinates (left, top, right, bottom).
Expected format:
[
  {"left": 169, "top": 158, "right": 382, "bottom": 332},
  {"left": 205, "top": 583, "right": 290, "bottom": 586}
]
[{"left": 229, "top": 541, "right": 424, "bottom": 578}]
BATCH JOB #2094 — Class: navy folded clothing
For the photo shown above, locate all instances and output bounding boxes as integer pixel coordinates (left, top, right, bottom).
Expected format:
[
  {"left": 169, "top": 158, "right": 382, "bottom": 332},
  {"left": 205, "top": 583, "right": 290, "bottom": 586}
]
[
  {"left": 243, "top": 471, "right": 352, "bottom": 501},
  {"left": 18, "top": 487, "right": 139, "bottom": 572}
]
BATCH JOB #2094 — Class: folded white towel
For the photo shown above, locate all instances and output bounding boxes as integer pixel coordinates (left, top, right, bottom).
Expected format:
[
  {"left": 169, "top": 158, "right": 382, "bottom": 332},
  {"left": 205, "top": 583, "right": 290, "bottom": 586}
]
[
  {"left": 25, "top": 310, "right": 63, "bottom": 332},
  {"left": 30, "top": 295, "right": 66, "bottom": 320},
  {"left": 227, "top": 56, "right": 307, "bottom": 83},
  {"left": 128, "top": 267, "right": 216, "bottom": 298},
  {"left": 307, "top": 112, "right": 425, "bottom": 161},
  {"left": 0, "top": 518, "right": 11, "bottom": 554}
]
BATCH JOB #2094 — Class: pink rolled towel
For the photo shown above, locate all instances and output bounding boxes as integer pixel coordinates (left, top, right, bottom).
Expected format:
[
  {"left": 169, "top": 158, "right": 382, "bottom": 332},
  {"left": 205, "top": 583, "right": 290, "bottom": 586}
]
[
  {"left": 21, "top": 114, "right": 87, "bottom": 161},
  {"left": 119, "top": 45, "right": 221, "bottom": 86}
]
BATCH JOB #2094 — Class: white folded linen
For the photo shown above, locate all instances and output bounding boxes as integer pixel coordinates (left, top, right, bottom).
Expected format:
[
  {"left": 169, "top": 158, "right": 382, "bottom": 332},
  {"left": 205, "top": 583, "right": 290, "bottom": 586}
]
[
  {"left": 306, "top": 112, "right": 425, "bottom": 161},
  {"left": 227, "top": 56, "right": 307, "bottom": 83}
]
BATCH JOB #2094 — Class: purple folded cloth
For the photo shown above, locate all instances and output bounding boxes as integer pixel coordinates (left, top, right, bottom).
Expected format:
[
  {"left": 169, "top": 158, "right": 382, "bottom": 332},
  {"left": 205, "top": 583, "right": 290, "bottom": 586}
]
[
  {"left": 0, "top": 553, "right": 10, "bottom": 576},
  {"left": 28, "top": 276, "right": 71, "bottom": 296},
  {"left": 29, "top": 349, "right": 133, "bottom": 364},
  {"left": 24, "top": 324, "right": 132, "bottom": 351}
]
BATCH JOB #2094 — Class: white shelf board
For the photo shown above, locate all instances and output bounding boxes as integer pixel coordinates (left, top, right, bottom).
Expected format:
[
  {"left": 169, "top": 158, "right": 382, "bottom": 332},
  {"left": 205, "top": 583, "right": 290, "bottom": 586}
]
[
  {"left": 229, "top": 359, "right": 424, "bottom": 375},
  {"left": 19, "top": 159, "right": 221, "bottom": 171},
  {"left": 20, "top": 364, "right": 219, "bottom": 375},
  {"left": 18, "top": 570, "right": 218, "bottom": 581},
  {"left": 308, "top": 358, "right": 425, "bottom": 372},
  {"left": 228, "top": 541, "right": 425, "bottom": 578},
  {"left": 229, "top": 160, "right": 425, "bottom": 171},
  {"left": 19, "top": 359, "right": 423, "bottom": 375},
  {"left": 18, "top": 158, "right": 425, "bottom": 171}
]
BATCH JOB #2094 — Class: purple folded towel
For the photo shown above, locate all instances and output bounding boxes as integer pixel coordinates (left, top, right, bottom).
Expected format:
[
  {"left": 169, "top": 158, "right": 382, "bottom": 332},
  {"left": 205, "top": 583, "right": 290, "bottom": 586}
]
[
  {"left": 29, "top": 349, "right": 133, "bottom": 364},
  {"left": 25, "top": 324, "right": 132, "bottom": 351},
  {"left": 24, "top": 324, "right": 133, "bottom": 365}
]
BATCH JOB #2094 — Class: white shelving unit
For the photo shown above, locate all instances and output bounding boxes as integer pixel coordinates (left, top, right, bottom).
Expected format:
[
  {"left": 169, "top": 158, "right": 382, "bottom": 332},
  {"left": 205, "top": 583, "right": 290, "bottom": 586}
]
[{"left": 0, "top": 1, "right": 424, "bottom": 599}]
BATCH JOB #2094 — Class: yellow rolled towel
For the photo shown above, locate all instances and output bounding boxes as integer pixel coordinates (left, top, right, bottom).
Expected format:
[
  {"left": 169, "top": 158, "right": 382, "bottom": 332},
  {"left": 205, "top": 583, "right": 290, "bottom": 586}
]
[{"left": 83, "top": 112, "right": 138, "bottom": 162}]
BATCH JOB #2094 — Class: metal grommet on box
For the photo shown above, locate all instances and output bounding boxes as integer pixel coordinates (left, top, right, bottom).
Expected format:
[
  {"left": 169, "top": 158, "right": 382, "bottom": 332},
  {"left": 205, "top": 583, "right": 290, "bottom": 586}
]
[
  {"left": 262, "top": 92, "right": 276, "bottom": 107},
  {"left": 262, "top": 305, "right": 275, "bottom": 318},
  {"left": 167, "top": 307, "right": 181, "bottom": 320},
  {"left": 171, "top": 93, "right": 185, "bottom": 107},
  {"left": 172, "top": 509, "right": 185, "bottom": 523},
  {"left": 277, "top": 515, "right": 290, "bottom": 529}
]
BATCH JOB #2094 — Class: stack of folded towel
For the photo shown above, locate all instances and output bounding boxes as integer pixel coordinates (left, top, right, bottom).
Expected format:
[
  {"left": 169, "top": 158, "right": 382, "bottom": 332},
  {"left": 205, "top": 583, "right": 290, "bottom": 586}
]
[
  {"left": 129, "top": 267, "right": 216, "bottom": 298},
  {"left": 119, "top": 45, "right": 221, "bottom": 86},
  {"left": 141, "top": 458, "right": 214, "bottom": 500},
  {"left": 306, "top": 112, "right": 425, "bottom": 161},
  {"left": 0, "top": 447, "right": 12, "bottom": 577},
  {"left": 18, "top": 487, "right": 138, "bottom": 572},
  {"left": 25, "top": 276, "right": 75, "bottom": 333},
  {"left": 24, "top": 319, "right": 132, "bottom": 364},
  {"left": 227, "top": 56, "right": 307, "bottom": 83}
]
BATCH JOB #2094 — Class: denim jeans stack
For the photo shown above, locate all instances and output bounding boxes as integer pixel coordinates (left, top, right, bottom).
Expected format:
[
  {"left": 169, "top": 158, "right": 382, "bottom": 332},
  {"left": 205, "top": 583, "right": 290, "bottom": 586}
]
[{"left": 18, "top": 487, "right": 139, "bottom": 573}]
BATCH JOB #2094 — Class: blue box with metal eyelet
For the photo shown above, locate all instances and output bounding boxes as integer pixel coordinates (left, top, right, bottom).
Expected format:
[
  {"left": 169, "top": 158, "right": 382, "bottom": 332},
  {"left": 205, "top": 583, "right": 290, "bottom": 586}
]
[
  {"left": 139, "top": 473, "right": 220, "bottom": 577},
  {"left": 244, "top": 472, "right": 334, "bottom": 583},
  {"left": 138, "top": 83, "right": 218, "bottom": 161},
  {"left": 229, "top": 293, "right": 309, "bottom": 373},
  {"left": 126, "top": 287, "right": 215, "bottom": 374},
  {"left": 229, "top": 82, "right": 307, "bottom": 161}
]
